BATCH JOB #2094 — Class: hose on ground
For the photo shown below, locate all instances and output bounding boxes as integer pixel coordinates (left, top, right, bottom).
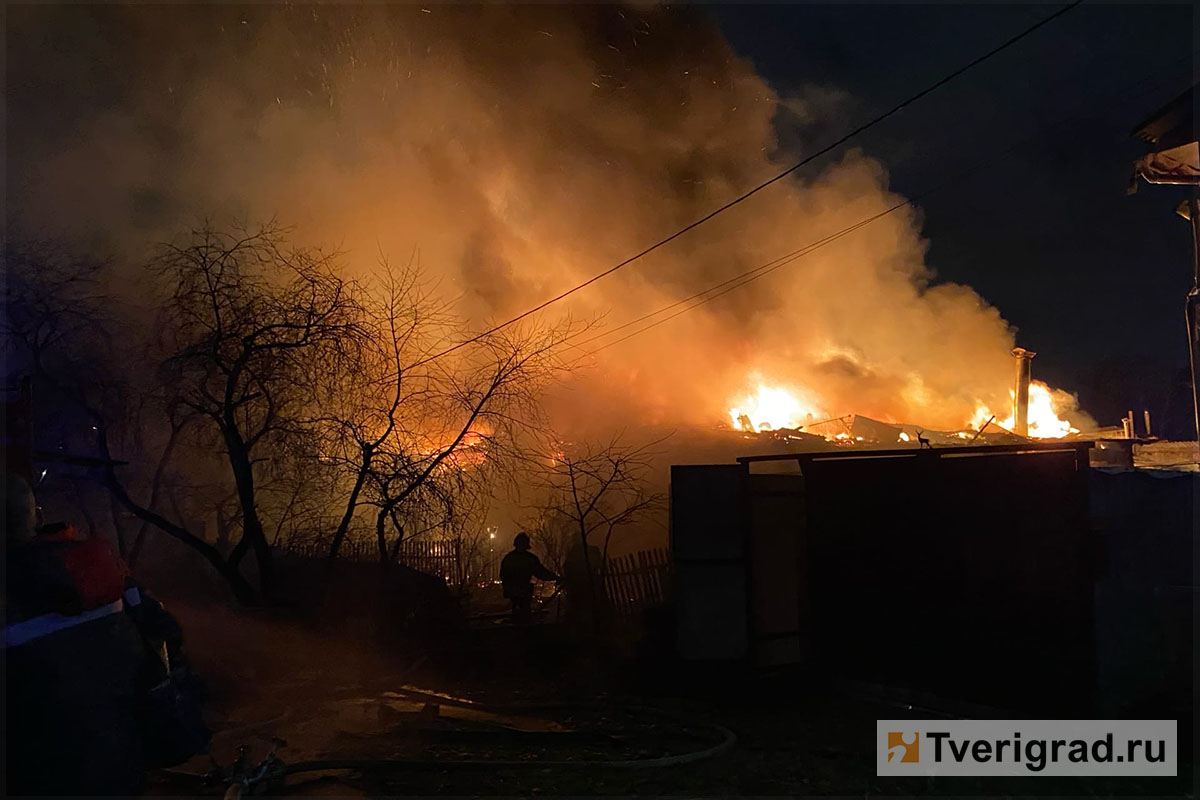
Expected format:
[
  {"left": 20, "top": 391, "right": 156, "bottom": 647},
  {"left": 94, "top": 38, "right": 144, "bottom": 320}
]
[
  {"left": 162, "top": 684, "right": 736, "bottom": 790},
  {"left": 280, "top": 717, "right": 735, "bottom": 775}
]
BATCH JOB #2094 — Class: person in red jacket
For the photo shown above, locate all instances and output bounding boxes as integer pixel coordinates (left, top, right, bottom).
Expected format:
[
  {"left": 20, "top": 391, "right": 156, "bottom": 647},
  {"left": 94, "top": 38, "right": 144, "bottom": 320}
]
[{"left": 4, "top": 473, "right": 147, "bottom": 796}]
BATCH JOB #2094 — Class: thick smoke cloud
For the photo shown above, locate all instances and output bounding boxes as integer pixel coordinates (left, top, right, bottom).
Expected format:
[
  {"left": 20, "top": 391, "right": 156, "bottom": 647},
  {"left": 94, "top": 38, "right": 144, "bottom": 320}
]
[{"left": 7, "top": 4, "right": 1088, "bottom": 434}]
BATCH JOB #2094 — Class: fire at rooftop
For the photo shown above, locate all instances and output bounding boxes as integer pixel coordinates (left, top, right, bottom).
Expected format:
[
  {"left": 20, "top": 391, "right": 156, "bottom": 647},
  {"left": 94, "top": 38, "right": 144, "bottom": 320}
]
[{"left": 726, "top": 346, "right": 1084, "bottom": 448}]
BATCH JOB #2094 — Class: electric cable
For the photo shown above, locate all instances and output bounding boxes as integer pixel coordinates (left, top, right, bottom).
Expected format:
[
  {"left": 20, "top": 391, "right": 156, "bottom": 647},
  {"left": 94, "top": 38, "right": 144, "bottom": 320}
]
[
  {"left": 407, "top": 1, "right": 1084, "bottom": 368},
  {"left": 566, "top": 54, "right": 1191, "bottom": 361}
]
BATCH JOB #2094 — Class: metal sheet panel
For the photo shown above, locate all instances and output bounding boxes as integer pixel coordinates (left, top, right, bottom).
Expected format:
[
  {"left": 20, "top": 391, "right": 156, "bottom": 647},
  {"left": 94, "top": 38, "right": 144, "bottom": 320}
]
[
  {"left": 803, "top": 449, "right": 1093, "bottom": 713},
  {"left": 747, "top": 473, "right": 805, "bottom": 665},
  {"left": 671, "top": 464, "right": 747, "bottom": 660}
]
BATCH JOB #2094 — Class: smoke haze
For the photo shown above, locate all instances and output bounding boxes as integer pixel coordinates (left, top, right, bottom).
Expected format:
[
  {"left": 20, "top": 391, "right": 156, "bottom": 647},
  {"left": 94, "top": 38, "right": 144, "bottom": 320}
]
[{"left": 6, "top": 3, "right": 1091, "bottom": 435}]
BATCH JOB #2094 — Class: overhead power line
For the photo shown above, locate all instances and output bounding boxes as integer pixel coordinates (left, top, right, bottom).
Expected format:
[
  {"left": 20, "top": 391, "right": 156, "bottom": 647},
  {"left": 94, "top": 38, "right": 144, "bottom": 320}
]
[
  {"left": 571, "top": 54, "right": 1190, "bottom": 361},
  {"left": 571, "top": 211, "right": 899, "bottom": 360},
  {"left": 564, "top": 211, "right": 893, "bottom": 355},
  {"left": 409, "top": 0, "right": 1083, "bottom": 369}
]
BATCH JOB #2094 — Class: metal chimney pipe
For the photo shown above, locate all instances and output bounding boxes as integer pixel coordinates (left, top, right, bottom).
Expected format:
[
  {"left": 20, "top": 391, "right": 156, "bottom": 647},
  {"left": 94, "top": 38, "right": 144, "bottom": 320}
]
[{"left": 1012, "top": 347, "right": 1036, "bottom": 437}]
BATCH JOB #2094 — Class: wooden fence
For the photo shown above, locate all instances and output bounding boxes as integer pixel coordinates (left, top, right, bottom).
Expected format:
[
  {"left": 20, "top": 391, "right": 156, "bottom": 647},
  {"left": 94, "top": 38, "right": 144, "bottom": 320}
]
[
  {"left": 278, "top": 538, "right": 500, "bottom": 586},
  {"left": 601, "top": 547, "right": 671, "bottom": 617},
  {"left": 279, "top": 539, "right": 671, "bottom": 613}
]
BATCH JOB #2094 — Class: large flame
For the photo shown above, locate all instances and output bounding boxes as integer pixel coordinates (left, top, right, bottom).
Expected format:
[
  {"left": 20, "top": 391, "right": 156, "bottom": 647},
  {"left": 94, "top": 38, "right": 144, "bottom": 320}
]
[
  {"left": 730, "top": 377, "right": 1081, "bottom": 440},
  {"left": 729, "top": 382, "right": 825, "bottom": 432},
  {"left": 970, "top": 381, "right": 1080, "bottom": 439}
]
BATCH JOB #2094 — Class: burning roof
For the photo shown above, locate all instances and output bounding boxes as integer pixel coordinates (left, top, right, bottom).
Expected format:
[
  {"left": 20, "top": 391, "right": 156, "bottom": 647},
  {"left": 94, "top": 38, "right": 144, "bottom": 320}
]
[{"left": 725, "top": 356, "right": 1086, "bottom": 451}]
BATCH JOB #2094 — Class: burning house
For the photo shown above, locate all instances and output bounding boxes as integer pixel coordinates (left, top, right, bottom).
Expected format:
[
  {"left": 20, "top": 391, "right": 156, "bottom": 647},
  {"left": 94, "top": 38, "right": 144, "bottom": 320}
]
[
  {"left": 673, "top": 350, "right": 1196, "bottom": 716},
  {"left": 718, "top": 346, "right": 1082, "bottom": 454}
]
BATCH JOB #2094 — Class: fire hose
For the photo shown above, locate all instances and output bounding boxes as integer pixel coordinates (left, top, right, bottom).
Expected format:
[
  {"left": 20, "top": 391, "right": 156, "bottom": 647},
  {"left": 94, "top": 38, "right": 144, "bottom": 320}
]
[{"left": 167, "top": 686, "right": 736, "bottom": 795}]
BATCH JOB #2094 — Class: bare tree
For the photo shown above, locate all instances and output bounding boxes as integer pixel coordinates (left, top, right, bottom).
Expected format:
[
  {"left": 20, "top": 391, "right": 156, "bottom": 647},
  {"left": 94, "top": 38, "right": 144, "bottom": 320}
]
[
  {"left": 528, "top": 435, "right": 666, "bottom": 624},
  {"left": 149, "top": 222, "right": 369, "bottom": 597},
  {"left": 310, "top": 253, "right": 582, "bottom": 563},
  {"left": 2, "top": 240, "right": 112, "bottom": 386},
  {"left": 313, "top": 259, "right": 449, "bottom": 559},
  {"left": 5, "top": 229, "right": 583, "bottom": 607},
  {"left": 3, "top": 239, "right": 265, "bottom": 602},
  {"left": 527, "top": 506, "right": 573, "bottom": 577},
  {"left": 362, "top": 323, "right": 574, "bottom": 563},
  {"left": 428, "top": 468, "right": 495, "bottom": 596},
  {"left": 441, "top": 524, "right": 492, "bottom": 596},
  {"left": 118, "top": 398, "right": 192, "bottom": 566}
]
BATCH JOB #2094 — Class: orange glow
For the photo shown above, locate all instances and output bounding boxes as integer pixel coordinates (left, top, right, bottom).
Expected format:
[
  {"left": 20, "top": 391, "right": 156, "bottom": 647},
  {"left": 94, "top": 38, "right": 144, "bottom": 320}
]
[
  {"left": 970, "top": 381, "right": 1079, "bottom": 439},
  {"left": 418, "top": 426, "right": 490, "bottom": 469},
  {"left": 729, "top": 382, "right": 826, "bottom": 432}
]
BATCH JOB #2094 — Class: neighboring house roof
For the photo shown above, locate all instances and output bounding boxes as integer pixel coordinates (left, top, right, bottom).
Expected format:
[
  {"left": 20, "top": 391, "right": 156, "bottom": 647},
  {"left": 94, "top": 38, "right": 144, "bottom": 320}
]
[
  {"left": 1131, "top": 86, "right": 1199, "bottom": 189},
  {"left": 1132, "top": 85, "right": 1195, "bottom": 151}
]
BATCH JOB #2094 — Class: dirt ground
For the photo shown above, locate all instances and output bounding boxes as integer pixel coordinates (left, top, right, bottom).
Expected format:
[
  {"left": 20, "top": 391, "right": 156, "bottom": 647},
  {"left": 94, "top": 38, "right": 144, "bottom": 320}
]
[{"left": 147, "top": 599, "right": 1196, "bottom": 798}]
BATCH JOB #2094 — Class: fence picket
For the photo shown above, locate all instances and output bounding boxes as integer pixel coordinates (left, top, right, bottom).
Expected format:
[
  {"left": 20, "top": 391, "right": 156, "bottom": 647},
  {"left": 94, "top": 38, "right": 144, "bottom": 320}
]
[
  {"left": 646, "top": 548, "right": 668, "bottom": 607},
  {"left": 620, "top": 554, "right": 637, "bottom": 612},
  {"left": 637, "top": 550, "right": 653, "bottom": 605}
]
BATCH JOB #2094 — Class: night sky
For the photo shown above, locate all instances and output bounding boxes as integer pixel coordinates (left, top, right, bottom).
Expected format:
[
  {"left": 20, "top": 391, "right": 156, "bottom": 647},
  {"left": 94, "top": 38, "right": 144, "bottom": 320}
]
[{"left": 712, "top": 2, "right": 1196, "bottom": 433}]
